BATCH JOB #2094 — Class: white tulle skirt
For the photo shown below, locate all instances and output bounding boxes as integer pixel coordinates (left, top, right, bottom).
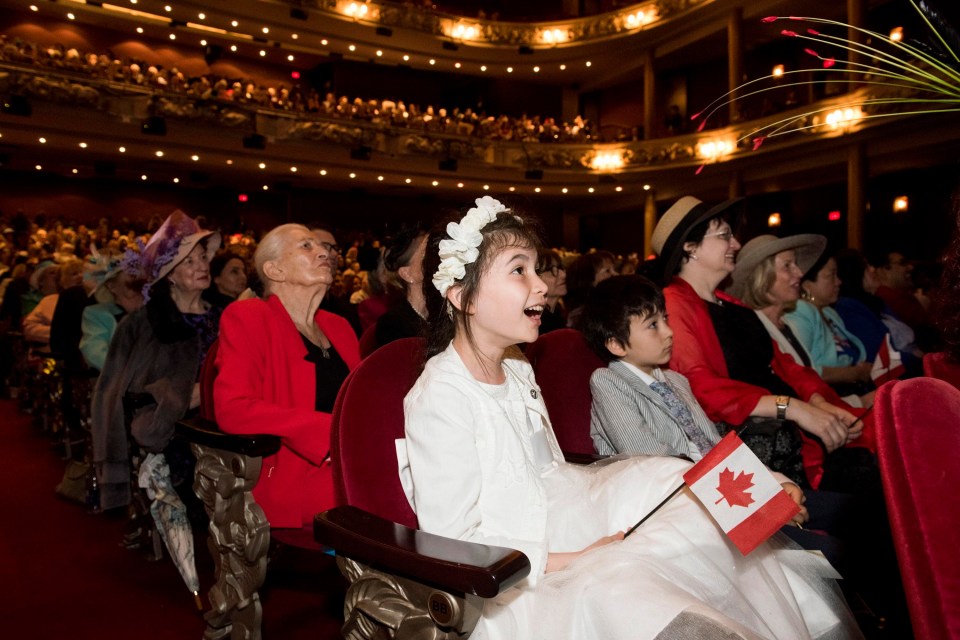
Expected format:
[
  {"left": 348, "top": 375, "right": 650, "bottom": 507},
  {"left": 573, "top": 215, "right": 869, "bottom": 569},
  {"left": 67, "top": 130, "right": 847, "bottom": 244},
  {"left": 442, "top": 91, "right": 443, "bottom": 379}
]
[{"left": 473, "top": 455, "right": 862, "bottom": 640}]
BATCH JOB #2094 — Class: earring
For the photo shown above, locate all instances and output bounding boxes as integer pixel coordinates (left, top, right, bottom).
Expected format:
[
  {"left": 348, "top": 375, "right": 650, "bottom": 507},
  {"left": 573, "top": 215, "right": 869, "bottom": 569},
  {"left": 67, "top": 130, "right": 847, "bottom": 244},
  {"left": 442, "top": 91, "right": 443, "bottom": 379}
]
[
  {"left": 445, "top": 299, "right": 454, "bottom": 320},
  {"left": 689, "top": 253, "right": 699, "bottom": 261}
]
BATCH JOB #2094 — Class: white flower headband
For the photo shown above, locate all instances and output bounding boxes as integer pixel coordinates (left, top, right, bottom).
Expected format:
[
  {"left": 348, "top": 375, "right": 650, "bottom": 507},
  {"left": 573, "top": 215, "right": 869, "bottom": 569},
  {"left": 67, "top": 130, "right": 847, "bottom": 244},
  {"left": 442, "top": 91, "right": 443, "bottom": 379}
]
[{"left": 432, "top": 196, "right": 508, "bottom": 297}]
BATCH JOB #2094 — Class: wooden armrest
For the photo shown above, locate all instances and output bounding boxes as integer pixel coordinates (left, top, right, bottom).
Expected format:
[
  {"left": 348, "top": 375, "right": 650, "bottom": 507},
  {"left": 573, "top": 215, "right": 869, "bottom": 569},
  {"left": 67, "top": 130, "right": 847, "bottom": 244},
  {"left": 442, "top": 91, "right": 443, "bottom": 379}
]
[
  {"left": 176, "top": 414, "right": 281, "bottom": 458},
  {"left": 315, "top": 505, "right": 530, "bottom": 599}
]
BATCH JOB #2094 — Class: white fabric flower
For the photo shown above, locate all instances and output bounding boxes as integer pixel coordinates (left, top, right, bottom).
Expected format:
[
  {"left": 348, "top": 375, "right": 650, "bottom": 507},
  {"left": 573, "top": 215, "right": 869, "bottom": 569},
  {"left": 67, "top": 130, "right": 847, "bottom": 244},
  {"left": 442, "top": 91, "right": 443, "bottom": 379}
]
[{"left": 432, "top": 197, "right": 508, "bottom": 296}]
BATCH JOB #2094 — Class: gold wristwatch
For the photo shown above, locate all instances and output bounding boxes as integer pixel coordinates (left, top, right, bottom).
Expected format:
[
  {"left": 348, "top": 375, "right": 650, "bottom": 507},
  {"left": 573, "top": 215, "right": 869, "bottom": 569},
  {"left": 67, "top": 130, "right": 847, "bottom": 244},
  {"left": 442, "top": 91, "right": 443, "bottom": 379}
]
[{"left": 775, "top": 395, "right": 790, "bottom": 420}]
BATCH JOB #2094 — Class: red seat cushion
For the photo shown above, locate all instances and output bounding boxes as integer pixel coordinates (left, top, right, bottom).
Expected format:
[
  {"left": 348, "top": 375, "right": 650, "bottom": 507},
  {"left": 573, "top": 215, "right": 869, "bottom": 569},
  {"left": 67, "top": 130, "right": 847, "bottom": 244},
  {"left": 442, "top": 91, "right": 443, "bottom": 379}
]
[{"left": 923, "top": 352, "right": 960, "bottom": 391}]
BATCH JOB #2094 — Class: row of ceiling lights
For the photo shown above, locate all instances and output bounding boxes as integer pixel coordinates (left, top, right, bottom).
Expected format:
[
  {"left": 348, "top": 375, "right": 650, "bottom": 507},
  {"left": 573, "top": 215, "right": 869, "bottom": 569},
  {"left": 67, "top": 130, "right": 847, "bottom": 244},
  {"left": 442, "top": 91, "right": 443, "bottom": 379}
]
[
  {"left": 27, "top": 3, "right": 593, "bottom": 73},
  {"left": 14, "top": 132, "right": 650, "bottom": 193}
]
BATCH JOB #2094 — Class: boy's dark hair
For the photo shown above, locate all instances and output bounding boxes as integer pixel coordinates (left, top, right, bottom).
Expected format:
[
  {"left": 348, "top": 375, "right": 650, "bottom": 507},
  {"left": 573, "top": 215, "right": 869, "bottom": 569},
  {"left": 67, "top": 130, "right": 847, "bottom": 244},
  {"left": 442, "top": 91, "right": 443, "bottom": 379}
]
[{"left": 579, "top": 274, "right": 665, "bottom": 363}]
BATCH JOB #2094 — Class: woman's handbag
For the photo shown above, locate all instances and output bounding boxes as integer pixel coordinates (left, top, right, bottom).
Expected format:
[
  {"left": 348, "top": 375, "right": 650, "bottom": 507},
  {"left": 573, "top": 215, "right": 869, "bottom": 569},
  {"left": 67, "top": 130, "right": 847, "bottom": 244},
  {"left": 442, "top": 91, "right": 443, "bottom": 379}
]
[{"left": 726, "top": 417, "right": 807, "bottom": 488}]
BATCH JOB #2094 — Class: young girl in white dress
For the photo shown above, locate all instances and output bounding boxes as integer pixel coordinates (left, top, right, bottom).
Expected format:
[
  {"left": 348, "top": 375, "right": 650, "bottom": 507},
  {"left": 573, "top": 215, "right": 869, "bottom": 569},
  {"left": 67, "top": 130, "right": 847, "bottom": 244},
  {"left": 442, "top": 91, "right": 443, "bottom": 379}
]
[{"left": 398, "top": 197, "right": 862, "bottom": 640}]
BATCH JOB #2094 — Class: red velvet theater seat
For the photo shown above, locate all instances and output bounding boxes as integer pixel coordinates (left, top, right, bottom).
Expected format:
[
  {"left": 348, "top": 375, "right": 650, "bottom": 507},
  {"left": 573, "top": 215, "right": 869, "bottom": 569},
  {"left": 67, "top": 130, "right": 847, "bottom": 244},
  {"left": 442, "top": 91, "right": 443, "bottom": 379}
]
[
  {"left": 526, "top": 328, "right": 605, "bottom": 456},
  {"left": 874, "top": 377, "right": 960, "bottom": 639},
  {"left": 923, "top": 351, "right": 960, "bottom": 391}
]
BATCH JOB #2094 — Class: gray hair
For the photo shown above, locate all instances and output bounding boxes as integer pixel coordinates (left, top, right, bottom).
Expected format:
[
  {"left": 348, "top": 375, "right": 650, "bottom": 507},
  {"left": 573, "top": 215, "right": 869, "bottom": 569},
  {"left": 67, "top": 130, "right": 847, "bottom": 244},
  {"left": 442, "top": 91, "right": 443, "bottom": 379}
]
[{"left": 254, "top": 223, "right": 310, "bottom": 295}]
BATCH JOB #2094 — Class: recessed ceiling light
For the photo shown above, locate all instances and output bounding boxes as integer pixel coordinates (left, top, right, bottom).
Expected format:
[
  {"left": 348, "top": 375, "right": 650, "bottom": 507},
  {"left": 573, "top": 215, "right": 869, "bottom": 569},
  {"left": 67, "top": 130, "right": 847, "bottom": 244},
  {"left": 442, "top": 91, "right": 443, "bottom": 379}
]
[
  {"left": 230, "top": 45, "right": 237, "bottom": 52},
  {"left": 562, "top": 188, "right": 568, "bottom": 193},
  {"left": 258, "top": 162, "right": 266, "bottom": 169},
  {"left": 72, "top": 168, "right": 78, "bottom": 174},
  {"left": 290, "top": 166, "right": 297, "bottom": 172},
  {"left": 483, "top": 185, "right": 490, "bottom": 190},
  {"left": 231, "top": 20, "right": 239, "bottom": 27},
  {"left": 136, "top": 27, "right": 144, "bottom": 33},
  {"left": 559, "top": 64, "right": 566, "bottom": 70},
  {"left": 403, "top": 54, "right": 410, "bottom": 61},
  {"left": 506, "top": 67, "right": 513, "bottom": 73},
  {"left": 588, "top": 187, "right": 595, "bottom": 193},
  {"left": 191, "top": 155, "right": 200, "bottom": 161},
  {"left": 454, "top": 62, "right": 461, "bottom": 68},
  {"left": 29, "top": 5, "right": 38, "bottom": 11},
  {"left": 119, "top": 146, "right": 126, "bottom": 152},
  {"left": 198, "top": 12, "right": 205, "bottom": 20},
  {"left": 291, "top": 33, "right": 298, "bottom": 40},
  {"left": 78, "top": 142, "right": 87, "bottom": 148},
  {"left": 226, "top": 159, "right": 233, "bottom": 165},
  {"left": 262, "top": 27, "right": 269, "bottom": 34},
  {"left": 35, "top": 164, "right": 42, "bottom": 170},
  {"left": 259, "top": 50, "right": 266, "bottom": 57},
  {"left": 169, "top": 34, "right": 176, "bottom": 40},
  {"left": 319, "top": 169, "right": 327, "bottom": 175},
  {"left": 376, "top": 50, "right": 382, "bottom": 57},
  {"left": 173, "top": 177, "right": 180, "bottom": 183},
  {"left": 585, "top": 61, "right": 592, "bottom": 67},
  {"left": 643, "top": 184, "right": 651, "bottom": 190},
  {"left": 457, "top": 182, "right": 464, "bottom": 188},
  {"left": 349, "top": 173, "right": 356, "bottom": 179},
  {"left": 38, "top": 137, "right": 46, "bottom": 143},
  {"left": 164, "top": 5, "right": 171, "bottom": 12},
  {"left": 534, "top": 187, "right": 541, "bottom": 193},
  {"left": 141, "top": 174, "right": 148, "bottom": 180},
  {"left": 405, "top": 178, "right": 412, "bottom": 184},
  {"left": 377, "top": 175, "right": 384, "bottom": 181},
  {"left": 432, "top": 180, "right": 439, "bottom": 186},
  {"left": 155, "top": 150, "right": 164, "bottom": 157},
  {"left": 67, "top": 13, "right": 75, "bottom": 20},
  {"left": 287, "top": 54, "right": 294, "bottom": 61},
  {"left": 533, "top": 66, "right": 540, "bottom": 72},
  {"left": 429, "top": 59, "right": 436, "bottom": 65},
  {"left": 321, "top": 39, "right": 328, "bottom": 46},
  {"left": 615, "top": 186, "right": 623, "bottom": 192},
  {"left": 508, "top": 186, "right": 516, "bottom": 192},
  {"left": 349, "top": 44, "right": 356, "bottom": 51},
  {"left": 200, "top": 39, "right": 207, "bottom": 46},
  {"left": 480, "top": 65, "right": 487, "bottom": 72},
  {"left": 263, "top": 185, "right": 269, "bottom": 190}
]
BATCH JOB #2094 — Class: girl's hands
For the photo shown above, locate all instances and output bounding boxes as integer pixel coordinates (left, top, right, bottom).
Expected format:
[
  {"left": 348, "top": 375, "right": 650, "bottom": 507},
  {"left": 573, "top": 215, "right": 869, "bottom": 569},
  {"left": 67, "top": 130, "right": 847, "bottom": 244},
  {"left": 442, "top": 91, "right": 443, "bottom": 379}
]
[
  {"left": 546, "top": 531, "right": 625, "bottom": 573},
  {"left": 780, "top": 482, "right": 809, "bottom": 525}
]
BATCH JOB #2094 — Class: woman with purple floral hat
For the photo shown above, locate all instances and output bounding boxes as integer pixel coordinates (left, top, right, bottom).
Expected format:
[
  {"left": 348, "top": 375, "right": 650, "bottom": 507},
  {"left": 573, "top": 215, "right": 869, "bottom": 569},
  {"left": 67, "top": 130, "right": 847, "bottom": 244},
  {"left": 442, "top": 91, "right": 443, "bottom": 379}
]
[{"left": 91, "top": 210, "right": 221, "bottom": 512}]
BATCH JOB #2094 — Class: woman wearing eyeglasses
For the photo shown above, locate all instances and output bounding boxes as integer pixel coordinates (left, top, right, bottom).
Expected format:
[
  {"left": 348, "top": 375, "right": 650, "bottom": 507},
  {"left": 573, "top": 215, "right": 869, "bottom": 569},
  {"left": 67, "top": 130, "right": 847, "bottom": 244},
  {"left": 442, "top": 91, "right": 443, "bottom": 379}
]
[{"left": 537, "top": 249, "right": 568, "bottom": 334}]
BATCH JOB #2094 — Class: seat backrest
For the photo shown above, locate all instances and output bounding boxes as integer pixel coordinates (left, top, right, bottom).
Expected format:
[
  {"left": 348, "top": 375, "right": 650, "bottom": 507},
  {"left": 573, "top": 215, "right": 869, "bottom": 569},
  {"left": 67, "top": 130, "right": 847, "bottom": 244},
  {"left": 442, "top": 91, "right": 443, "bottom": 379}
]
[
  {"left": 330, "top": 337, "right": 425, "bottom": 529},
  {"left": 923, "top": 351, "right": 960, "bottom": 391},
  {"left": 525, "top": 328, "right": 604, "bottom": 455},
  {"left": 358, "top": 322, "right": 379, "bottom": 359},
  {"left": 199, "top": 338, "right": 219, "bottom": 421},
  {"left": 874, "top": 377, "right": 960, "bottom": 639}
]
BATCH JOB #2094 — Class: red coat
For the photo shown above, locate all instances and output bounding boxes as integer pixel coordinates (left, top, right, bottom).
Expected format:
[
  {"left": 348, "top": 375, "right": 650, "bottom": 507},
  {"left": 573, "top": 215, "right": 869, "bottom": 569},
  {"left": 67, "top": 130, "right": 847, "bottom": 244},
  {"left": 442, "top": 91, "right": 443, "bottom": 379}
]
[{"left": 215, "top": 295, "right": 360, "bottom": 528}]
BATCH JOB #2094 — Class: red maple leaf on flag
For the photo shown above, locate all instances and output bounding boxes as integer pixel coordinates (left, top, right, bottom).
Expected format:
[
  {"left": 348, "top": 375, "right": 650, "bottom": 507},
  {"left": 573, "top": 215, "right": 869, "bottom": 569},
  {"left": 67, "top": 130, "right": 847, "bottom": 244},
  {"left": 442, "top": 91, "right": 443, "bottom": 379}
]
[{"left": 715, "top": 467, "right": 755, "bottom": 507}]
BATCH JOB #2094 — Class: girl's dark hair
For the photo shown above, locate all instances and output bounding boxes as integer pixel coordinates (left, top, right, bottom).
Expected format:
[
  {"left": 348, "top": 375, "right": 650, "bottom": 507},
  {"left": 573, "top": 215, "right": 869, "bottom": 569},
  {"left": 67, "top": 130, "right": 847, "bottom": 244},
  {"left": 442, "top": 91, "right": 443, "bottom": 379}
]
[
  {"left": 579, "top": 275, "right": 666, "bottom": 363},
  {"left": 564, "top": 250, "right": 615, "bottom": 311},
  {"left": 422, "top": 207, "right": 543, "bottom": 362}
]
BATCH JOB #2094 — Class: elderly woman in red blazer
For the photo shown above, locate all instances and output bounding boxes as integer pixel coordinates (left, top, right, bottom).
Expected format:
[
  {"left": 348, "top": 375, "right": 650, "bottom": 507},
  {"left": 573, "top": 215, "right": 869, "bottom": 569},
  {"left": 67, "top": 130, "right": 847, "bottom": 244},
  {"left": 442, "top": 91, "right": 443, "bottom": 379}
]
[{"left": 214, "top": 224, "right": 360, "bottom": 528}]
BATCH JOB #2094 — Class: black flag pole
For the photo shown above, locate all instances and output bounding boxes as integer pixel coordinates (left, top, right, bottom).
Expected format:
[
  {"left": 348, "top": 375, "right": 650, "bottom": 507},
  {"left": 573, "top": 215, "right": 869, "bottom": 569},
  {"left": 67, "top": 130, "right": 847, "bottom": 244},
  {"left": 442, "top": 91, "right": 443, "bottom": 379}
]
[{"left": 624, "top": 482, "right": 686, "bottom": 538}]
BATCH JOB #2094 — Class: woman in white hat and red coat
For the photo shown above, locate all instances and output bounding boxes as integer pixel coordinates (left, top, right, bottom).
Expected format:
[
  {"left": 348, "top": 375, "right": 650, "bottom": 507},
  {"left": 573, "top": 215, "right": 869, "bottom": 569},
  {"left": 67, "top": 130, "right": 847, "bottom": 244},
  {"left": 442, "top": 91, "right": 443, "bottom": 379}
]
[{"left": 91, "top": 210, "right": 221, "bottom": 511}]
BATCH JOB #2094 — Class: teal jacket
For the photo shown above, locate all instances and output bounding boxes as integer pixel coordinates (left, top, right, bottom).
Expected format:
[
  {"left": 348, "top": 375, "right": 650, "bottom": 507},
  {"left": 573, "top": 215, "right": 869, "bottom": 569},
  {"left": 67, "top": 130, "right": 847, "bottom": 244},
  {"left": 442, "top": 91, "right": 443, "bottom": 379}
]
[{"left": 784, "top": 300, "right": 866, "bottom": 375}]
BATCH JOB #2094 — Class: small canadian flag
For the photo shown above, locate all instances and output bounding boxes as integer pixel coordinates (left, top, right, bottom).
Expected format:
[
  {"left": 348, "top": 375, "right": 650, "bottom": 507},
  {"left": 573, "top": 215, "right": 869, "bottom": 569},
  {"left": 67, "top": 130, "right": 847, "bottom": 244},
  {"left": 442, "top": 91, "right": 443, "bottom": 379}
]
[
  {"left": 871, "top": 334, "right": 906, "bottom": 386},
  {"left": 683, "top": 432, "right": 800, "bottom": 555}
]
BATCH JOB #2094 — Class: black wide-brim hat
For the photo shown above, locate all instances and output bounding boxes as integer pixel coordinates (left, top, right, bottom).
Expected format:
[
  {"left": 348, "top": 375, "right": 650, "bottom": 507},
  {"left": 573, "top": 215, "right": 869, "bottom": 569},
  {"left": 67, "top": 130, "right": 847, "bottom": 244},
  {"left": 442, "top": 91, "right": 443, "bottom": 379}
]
[{"left": 651, "top": 196, "right": 745, "bottom": 280}]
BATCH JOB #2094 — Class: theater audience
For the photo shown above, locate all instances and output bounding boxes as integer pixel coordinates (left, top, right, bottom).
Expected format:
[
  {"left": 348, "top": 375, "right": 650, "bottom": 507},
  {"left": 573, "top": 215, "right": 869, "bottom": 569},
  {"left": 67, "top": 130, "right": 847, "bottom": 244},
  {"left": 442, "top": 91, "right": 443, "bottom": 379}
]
[
  {"left": 536, "top": 249, "right": 568, "bottom": 333},
  {"left": 375, "top": 226, "right": 429, "bottom": 348},
  {"left": 564, "top": 250, "right": 617, "bottom": 326},
  {"left": 784, "top": 251, "right": 875, "bottom": 399},
  {"left": 215, "top": 224, "right": 360, "bottom": 528},
  {"left": 79, "top": 256, "right": 145, "bottom": 371},
  {"left": 91, "top": 210, "right": 221, "bottom": 511},
  {"left": 202, "top": 251, "right": 248, "bottom": 310}
]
